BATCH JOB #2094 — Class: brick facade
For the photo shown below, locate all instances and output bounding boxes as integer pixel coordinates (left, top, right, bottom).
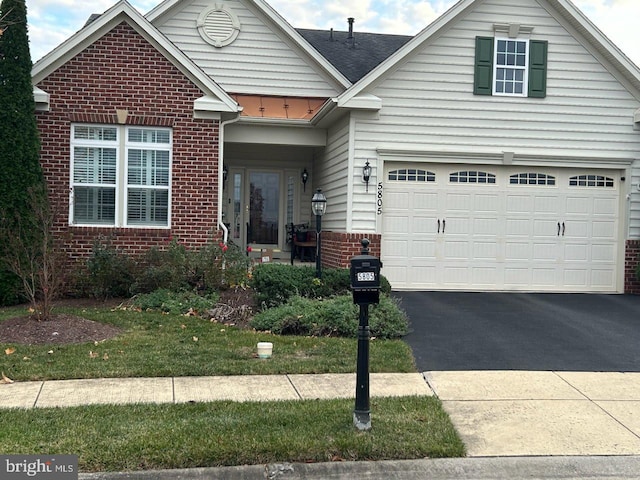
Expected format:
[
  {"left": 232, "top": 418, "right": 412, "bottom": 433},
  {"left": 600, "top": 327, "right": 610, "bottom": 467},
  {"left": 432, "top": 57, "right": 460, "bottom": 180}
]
[
  {"left": 35, "top": 22, "right": 221, "bottom": 259},
  {"left": 625, "top": 240, "right": 640, "bottom": 294}
]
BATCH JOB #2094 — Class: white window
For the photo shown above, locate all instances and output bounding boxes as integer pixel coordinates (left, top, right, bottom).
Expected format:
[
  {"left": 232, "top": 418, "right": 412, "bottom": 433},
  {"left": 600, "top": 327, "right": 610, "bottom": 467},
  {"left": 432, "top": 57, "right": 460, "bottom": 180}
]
[
  {"left": 70, "top": 125, "right": 172, "bottom": 227},
  {"left": 493, "top": 38, "right": 528, "bottom": 96}
]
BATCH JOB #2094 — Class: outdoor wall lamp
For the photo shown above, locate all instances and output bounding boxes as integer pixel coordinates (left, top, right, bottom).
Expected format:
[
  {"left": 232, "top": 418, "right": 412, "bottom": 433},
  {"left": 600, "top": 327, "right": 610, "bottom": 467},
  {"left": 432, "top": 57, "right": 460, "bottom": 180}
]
[
  {"left": 363, "top": 161, "right": 372, "bottom": 192},
  {"left": 301, "top": 168, "right": 309, "bottom": 191},
  {"left": 311, "top": 189, "right": 327, "bottom": 278},
  {"left": 222, "top": 164, "right": 228, "bottom": 184}
]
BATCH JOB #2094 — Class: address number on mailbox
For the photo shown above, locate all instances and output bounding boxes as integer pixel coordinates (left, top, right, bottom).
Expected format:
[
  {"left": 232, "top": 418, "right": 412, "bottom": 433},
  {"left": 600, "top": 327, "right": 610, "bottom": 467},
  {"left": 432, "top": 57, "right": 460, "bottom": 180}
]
[{"left": 357, "top": 271, "right": 376, "bottom": 282}]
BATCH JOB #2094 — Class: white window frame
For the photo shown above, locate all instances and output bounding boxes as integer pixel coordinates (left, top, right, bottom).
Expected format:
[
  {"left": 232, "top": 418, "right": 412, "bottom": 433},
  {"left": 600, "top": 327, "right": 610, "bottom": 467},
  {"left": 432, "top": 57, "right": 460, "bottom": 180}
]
[
  {"left": 70, "top": 124, "right": 172, "bottom": 228},
  {"left": 493, "top": 37, "right": 529, "bottom": 97}
]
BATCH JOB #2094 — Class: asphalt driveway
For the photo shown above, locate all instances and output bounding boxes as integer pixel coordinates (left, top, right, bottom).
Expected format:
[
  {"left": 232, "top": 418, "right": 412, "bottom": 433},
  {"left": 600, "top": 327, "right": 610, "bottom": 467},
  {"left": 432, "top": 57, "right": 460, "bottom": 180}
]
[{"left": 395, "top": 292, "right": 640, "bottom": 372}]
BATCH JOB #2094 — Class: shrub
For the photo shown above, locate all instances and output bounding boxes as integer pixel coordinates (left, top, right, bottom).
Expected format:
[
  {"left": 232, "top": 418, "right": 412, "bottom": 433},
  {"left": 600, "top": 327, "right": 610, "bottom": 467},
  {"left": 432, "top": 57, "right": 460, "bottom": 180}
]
[
  {"left": 250, "top": 294, "right": 408, "bottom": 339},
  {"left": 249, "top": 263, "right": 314, "bottom": 307},
  {"left": 250, "top": 263, "right": 392, "bottom": 308},
  {"left": 130, "top": 239, "right": 194, "bottom": 295},
  {"left": 131, "top": 289, "right": 219, "bottom": 316},
  {"left": 0, "top": 270, "right": 23, "bottom": 306},
  {"left": 195, "top": 241, "right": 251, "bottom": 292},
  {"left": 86, "top": 237, "right": 136, "bottom": 299}
]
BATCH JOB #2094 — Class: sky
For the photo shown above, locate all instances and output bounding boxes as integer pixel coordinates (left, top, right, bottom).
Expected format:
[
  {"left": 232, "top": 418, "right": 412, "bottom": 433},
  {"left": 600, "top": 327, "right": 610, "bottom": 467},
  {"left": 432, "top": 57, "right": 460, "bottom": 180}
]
[{"left": 21, "top": 0, "right": 640, "bottom": 69}]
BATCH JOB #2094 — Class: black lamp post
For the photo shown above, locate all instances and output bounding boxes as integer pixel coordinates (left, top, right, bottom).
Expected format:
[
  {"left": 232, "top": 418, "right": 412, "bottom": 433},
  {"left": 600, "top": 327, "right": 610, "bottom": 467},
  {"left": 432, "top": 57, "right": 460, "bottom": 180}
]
[{"left": 311, "top": 189, "right": 327, "bottom": 278}]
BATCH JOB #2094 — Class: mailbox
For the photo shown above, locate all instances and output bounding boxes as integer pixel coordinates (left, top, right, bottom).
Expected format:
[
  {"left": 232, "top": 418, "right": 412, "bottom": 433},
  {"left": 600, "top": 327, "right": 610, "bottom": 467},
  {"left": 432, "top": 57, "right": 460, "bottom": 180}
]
[{"left": 350, "top": 239, "right": 382, "bottom": 305}]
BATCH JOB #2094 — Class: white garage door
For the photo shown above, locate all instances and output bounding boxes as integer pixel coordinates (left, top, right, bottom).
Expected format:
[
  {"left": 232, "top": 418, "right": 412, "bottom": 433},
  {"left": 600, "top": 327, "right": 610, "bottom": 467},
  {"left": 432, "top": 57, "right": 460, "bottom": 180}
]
[{"left": 381, "top": 164, "right": 621, "bottom": 292}]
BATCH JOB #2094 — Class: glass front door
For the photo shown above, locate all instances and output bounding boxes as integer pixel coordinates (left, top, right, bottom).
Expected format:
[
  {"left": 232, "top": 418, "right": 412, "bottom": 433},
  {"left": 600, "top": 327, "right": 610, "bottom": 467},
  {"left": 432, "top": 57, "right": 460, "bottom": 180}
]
[{"left": 248, "top": 172, "right": 280, "bottom": 246}]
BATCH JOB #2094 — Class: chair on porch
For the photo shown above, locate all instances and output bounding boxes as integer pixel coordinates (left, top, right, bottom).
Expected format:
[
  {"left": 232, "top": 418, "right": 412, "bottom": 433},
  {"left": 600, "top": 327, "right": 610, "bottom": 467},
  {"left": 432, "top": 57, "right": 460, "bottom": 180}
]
[{"left": 288, "top": 223, "right": 317, "bottom": 264}]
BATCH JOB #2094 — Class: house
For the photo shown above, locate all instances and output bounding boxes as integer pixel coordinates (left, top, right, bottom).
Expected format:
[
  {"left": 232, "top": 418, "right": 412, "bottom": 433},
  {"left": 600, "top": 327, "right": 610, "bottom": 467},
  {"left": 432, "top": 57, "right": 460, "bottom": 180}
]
[{"left": 32, "top": 0, "right": 640, "bottom": 293}]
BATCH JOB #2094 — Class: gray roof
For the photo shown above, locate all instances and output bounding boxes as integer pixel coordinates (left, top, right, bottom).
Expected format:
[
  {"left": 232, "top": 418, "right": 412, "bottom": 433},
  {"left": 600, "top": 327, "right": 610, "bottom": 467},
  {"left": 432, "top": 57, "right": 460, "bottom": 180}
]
[{"left": 296, "top": 28, "right": 413, "bottom": 83}]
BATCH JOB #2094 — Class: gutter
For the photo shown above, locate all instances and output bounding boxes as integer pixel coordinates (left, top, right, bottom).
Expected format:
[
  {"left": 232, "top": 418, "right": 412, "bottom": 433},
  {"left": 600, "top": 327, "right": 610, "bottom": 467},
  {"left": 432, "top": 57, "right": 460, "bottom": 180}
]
[{"left": 218, "top": 113, "right": 242, "bottom": 244}]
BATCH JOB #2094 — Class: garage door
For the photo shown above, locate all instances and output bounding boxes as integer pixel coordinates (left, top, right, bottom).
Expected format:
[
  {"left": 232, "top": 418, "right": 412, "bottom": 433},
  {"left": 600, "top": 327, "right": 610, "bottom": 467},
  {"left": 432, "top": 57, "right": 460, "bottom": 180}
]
[{"left": 381, "top": 164, "right": 621, "bottom": 292}]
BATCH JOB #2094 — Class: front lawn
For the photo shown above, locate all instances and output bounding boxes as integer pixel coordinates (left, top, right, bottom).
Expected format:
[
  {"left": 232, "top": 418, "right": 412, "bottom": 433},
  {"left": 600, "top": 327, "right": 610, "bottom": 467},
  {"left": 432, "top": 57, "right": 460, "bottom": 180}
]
[
  {"left": 0, "top": 397, "right": 465, "bottom": 472},
  {"left": 0, "top": 304, "right": 415, "bottom": 381}
]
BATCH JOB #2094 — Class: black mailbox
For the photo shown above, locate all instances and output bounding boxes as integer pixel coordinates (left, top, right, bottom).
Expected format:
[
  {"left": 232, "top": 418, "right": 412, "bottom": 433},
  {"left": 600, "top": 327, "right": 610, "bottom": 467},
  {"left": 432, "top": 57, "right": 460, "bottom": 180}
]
[{"left": 350, "top": 239, "right": 382, "bottom": 305}]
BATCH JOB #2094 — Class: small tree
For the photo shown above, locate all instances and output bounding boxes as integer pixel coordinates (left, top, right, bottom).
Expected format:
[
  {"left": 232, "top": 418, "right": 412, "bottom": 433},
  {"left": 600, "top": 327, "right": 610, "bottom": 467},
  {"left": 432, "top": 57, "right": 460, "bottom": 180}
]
[
  {"left": 0, "top": 0, "right": 45, "bottom": 305},
  {"left": 0, "top": 189, "right": 68, "bottom": 320}
]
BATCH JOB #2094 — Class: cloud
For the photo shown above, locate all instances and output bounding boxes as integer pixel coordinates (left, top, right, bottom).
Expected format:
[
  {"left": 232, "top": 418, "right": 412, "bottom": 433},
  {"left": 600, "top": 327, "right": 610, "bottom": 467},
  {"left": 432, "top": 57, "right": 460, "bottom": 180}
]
[{"left": 573, "top": 0, "right": 640, "bottom": 67}]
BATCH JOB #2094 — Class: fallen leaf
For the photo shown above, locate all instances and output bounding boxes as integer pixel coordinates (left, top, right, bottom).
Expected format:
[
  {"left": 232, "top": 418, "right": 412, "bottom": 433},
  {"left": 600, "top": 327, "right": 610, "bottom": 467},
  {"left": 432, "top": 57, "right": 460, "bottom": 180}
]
[
  {"left": 47, "top": 350, "right": 54, "bottom": 355},
  {"left": 1, "top": 372, "right": 14, "bottom": 384},
  {"left": 181, "top": 324, "right": 187, "bottom": 330},
  {"left": 5, "top": 348, "right": 16, "bottom": 355},
  {"left": 103, "top": 353, "right": 109, "bottom": 361},
  {"left": 22, "top": 356, "right": 31, "bottom": 361},
  {"left": 192, "top": 336, "right": 198, "bottom": 342},
  {"left": 89, "top": 351, "right": 98, "bottom": 358}
]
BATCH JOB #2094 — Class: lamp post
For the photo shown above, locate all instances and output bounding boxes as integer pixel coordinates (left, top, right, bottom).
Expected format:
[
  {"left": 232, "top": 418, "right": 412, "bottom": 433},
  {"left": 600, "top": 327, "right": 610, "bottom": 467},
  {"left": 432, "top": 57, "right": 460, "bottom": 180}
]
[{"left": 311, "top": 189, "right": 327, "bottom": 278}]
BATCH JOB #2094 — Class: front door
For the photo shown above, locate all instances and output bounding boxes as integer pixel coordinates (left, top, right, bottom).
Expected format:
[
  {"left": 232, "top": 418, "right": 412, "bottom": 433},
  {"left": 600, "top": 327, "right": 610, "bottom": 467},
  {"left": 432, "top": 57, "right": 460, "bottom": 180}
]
[
  {"left": 248, "top": 171, "right": 280, "bottom": 246},
  {"left": 226, "top": 168, "right": 286, "bottom": 250}
]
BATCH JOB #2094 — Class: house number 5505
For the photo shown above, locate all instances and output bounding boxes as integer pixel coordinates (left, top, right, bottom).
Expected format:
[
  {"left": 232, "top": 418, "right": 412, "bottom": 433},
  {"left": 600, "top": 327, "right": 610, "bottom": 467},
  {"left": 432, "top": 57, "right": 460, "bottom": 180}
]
[{"left": 377, "top": 182, "right": 383, "bottom": 215}]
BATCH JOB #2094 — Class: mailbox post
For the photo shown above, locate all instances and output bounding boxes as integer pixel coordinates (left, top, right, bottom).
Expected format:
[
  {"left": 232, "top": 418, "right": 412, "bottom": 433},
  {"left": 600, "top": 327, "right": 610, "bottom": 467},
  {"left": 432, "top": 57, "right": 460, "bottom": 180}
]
[{"left": 350, "top": 238, "right": 382, "bottom": 431}]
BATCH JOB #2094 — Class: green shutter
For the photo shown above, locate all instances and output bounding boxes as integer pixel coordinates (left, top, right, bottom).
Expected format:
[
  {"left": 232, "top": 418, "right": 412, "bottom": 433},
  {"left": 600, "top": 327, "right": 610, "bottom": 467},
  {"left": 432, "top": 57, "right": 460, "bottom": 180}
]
[
  {"left": 474, "top": 36, "right": 494, "bottom": 95},
  {"left": 528, "top": 40, "right": 548, "bottom": 98}
]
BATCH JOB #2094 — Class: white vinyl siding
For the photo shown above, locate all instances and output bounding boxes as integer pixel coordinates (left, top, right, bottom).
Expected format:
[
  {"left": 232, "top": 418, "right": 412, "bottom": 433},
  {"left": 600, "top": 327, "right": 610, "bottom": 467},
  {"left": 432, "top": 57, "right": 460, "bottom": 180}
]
[
  {"left": 315, "top": 114, "right": 351, "bottom": 231},
  {"left": 70, "top": 125, "right": 172, "bottom": 228},
  {"left": 153, "top": 0, "right": 342, "bottom": 97}
]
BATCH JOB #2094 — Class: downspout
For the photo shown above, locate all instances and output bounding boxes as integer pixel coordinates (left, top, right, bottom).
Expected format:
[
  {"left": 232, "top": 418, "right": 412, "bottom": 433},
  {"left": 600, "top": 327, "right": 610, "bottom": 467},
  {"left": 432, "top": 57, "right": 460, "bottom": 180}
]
[{"left": 218, "top": 113, "right": 242, "bottom": 244}]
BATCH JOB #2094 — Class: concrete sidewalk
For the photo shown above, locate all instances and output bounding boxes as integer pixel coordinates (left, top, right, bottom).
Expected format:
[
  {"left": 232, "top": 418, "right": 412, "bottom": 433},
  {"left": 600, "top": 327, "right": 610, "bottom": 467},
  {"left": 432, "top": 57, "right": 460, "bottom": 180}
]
[
  {"left": 0, "top": 372, "right": 431, "bottom": 409},
  {"left": 3, "top": 370, "right": 640, "bottom": 471},
  {"left": 3, "top": 370, "right": 640, "bottom": 458},
  {"left": 427, "top": 371, "right": 640, "bottom": 457}
]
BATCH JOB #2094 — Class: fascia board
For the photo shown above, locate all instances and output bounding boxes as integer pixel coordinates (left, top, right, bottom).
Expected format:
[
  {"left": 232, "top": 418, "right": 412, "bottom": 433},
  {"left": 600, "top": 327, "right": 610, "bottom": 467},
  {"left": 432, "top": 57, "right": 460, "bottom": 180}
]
[
  {"left": 337, "top": 93, "right": 382, "bottom": 110},
  {"left": 33, "top": 86, "right": 50, "bottom": 111},
  {"left": 32, "top": 0, "right": 239, "bottom": 113},
  {"left": 145, "top": 0, "right": 181, "bottom": 23}
]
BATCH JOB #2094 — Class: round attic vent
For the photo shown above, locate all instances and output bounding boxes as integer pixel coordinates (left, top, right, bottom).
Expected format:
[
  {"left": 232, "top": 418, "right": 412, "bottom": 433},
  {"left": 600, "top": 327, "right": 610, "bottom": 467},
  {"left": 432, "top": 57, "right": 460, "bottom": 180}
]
[{"left": 197, "top": 5, "right": 241, "bottom": 48}]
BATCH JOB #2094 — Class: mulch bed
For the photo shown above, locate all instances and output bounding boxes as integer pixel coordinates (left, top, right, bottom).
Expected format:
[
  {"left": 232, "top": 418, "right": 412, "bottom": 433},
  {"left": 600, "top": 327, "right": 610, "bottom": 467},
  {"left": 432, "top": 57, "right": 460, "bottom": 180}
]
[
  {"left": 0, "top": 287, "right": 257, "bottom": 346},
  {"left": 0, "top": 314, "right": 123, "bottom": 345}
]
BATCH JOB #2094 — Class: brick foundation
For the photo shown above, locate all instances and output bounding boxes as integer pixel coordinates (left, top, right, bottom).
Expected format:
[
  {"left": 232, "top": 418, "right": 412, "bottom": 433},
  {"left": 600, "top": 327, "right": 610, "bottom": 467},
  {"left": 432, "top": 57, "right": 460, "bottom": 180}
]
[
  {"left": 36, "top": 22, "right": 222, "bottom": 260},
  {"left": 625, "top": 240, "right": 640, "bottom": 294},
  {"left": 321, "top": 232, "right": 381, "bottom": 269}
]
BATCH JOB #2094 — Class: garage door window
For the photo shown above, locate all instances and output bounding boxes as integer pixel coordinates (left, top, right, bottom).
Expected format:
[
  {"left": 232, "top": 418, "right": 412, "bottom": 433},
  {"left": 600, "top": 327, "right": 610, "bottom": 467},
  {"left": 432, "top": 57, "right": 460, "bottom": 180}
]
[
  {"left": 388, "top": 169, "right": 435, "bottom": 182},
  {"left": 510, "top": 173, "right": 556, "bottom": 185},
  {"left": 450, "top": 171, "right": 496, "bottom": 184},
  {"left": 569, "top": 175, "right": 614, "bottom": 188}
]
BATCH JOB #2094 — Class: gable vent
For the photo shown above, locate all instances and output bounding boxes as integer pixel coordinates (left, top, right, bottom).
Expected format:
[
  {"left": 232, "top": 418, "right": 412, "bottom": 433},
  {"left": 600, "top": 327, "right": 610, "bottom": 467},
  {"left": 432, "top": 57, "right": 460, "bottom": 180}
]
[{"left": 197, "top": 5, "right": 241, "bottom": 48}]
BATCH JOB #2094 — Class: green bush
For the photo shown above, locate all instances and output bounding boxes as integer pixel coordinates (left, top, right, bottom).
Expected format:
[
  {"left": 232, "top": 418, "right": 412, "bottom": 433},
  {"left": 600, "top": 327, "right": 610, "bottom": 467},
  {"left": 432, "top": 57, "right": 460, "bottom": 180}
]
[
  {"left": 250, "top": 294, "right": 408, "bottom": 339},
  {"left": 86, "top": 237, "right": 136, "bottom": 299},
  {"left": 130, "top": 239, "right": 194, "bottom": 295},
  {"left": 195, "top": 241, "right": 251, "bottom": 291},
  {"left": 249, "top": 263, "right": 314, "bottom": 307},
  {"left": 131, "top": 289, "right": 219, "bottom": 316},
  {"left": 0, "top": 269, "right": 23, "bottom": 306},
  {"left": 250, "top": 263, "right": 392, "bottom": 308}
]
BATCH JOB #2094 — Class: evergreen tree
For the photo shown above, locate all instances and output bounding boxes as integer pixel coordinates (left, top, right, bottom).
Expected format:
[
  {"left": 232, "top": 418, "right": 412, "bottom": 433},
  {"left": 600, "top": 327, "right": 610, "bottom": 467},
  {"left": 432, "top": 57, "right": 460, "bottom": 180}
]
[{"left": 0, "top": 0, "right": 45, "bottom": 305}]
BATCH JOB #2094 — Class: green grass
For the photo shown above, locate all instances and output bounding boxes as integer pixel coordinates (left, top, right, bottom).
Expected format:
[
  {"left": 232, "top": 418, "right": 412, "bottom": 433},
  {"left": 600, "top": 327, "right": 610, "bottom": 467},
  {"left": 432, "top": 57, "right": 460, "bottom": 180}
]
[
  {"left": 0, "top": 397, "right": 465, "bottom": 472},
  {"left": 0, "top": 304, "right": 467, "bottom": 472},
  {"left": 0, "top": 305, "right": 416, "bottom": 381}
]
